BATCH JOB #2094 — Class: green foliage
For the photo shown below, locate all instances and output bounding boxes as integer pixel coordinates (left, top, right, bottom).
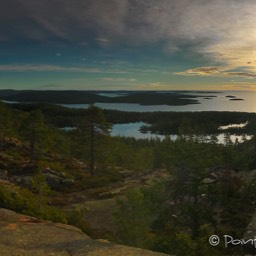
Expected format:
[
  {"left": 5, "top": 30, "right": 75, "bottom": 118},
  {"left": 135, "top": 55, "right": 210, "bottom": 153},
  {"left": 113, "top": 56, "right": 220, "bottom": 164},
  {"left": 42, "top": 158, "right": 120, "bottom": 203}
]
[
  {"left": 30, "top": 172, "right": 52, "bottom": 205},
  {"left": 67, "top": 207, "right": 91, "bottom": 234},
  {"left": 109, "top": 137, "right": 155, "bottom": 171},
  {"left": 19, "top": 109, "right": 50, "bottom": 161},
  {"left": 0, "top": 102, "right": 17, "bottom": 151},
  {"left": 0, "top": 182, "right": 66, "bottom": 223},
  {"left": 78, "top": 104, "right": 112, "bottom": 176},
  {"left": 80, "top": 167, "right": 123, "bottom": 189},
  {"left": 113, "top": 189, "right": 153, "bottom": 248}
]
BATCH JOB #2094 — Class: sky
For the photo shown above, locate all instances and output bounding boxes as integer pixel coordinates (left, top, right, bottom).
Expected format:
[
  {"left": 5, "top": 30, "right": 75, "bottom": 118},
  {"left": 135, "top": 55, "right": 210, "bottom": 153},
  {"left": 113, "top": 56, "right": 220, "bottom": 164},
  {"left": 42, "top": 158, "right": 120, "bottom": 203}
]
[{"left": 1, "top": 0, "right": 256, "bottom": 91}]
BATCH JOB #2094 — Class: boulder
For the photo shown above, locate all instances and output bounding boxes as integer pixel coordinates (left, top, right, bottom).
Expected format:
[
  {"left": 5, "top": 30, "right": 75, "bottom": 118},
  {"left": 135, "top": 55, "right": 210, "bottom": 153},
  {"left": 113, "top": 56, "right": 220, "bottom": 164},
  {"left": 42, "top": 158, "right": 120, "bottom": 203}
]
[
  {"left": 3, "top": 137, "right": 23, "bottom": 148},
  {"left": 42, "top": 167, "right": 66, "bottom": 179},
  {"left": 20, "top": 176, "right": 33, "bottom": 187},
  {"left": 202, "top": 178, "right": 217, "bottom": 184},
  {"left": 0, "top": 208, "right": 172, "bottom": 256},
  {"left": 64, "top": 158, "right": 86, "bottom": 170},
  {"left": 61, "top": 178, "right": 75, "bottom": 188},
  {"left": 43, "top": 173, "right": 62, "bottom": 189},
  {"left": 0, "top": 170, "right": 8, "bottom": 180}
]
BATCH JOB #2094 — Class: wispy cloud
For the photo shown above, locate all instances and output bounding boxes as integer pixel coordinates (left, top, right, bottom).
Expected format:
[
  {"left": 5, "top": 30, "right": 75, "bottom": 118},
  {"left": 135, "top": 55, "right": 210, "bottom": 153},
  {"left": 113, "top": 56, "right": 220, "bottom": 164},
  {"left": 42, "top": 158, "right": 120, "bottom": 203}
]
[
  {"left": 0, "top": 0, "right": 256, "bottom": 51},
  {"left": 0, "top": 64, "right": 129, "bottom": 74},
  {"left": 99, "top": 77, "right": 136, "bottom": 82},
  {"left": 96, "top": 38, "right": 113, "bottom": 47},
  {"left": 222, "top": 81, "right": 256, "bottom": 90},
  {"left": 175, "top": 66, "right": 256, "bottom": 79},
  {"left": 135, "top": 82, "right": 172, "bottom": 89},
  {"left": 2, "top": 0, "right": 256, "bottom": 80},
  {"left": 2, "top": 1, "right": 255, "bottom": 52}
]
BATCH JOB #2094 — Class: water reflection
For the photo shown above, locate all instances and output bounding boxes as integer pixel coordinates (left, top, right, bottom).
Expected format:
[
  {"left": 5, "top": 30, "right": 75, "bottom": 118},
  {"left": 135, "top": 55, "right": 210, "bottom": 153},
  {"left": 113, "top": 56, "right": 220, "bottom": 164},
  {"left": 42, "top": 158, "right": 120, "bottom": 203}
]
[
  {"left": 218, "top": 122, "right": 248, "bottom": 130},
  {"left": 60, "top": 91, "right": 256, "bottom": 113},
  {"left": 111, "top": 122, "right": 253, "bottom": 144},
  {"left": 111, "top": 122, "right": 165, "bottom": 140}
]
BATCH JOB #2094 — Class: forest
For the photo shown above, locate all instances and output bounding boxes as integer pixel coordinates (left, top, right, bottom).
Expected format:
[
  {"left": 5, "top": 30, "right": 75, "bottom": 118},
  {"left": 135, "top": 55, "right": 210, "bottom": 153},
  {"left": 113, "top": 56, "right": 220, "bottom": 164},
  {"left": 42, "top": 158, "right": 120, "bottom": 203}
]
[
  {"left": 1, "top": 100, "right": 256, "bottom": 255},
  {"left": 0, "top": 89, "right": 200, "bottom": 105}
]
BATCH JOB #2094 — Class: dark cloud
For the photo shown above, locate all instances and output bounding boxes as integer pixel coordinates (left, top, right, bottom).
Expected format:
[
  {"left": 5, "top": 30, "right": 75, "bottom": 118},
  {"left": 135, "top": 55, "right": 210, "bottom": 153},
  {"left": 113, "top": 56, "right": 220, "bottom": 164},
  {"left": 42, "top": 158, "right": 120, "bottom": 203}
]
[
  {"left": 0, "top": 0, "right": 215, "bottom": 46},
  {"left": 1, "top": 0, "right": 129, "bottom": 43},
  {"left": 1, "top": 0, "right": 256, "bottom": 71}
]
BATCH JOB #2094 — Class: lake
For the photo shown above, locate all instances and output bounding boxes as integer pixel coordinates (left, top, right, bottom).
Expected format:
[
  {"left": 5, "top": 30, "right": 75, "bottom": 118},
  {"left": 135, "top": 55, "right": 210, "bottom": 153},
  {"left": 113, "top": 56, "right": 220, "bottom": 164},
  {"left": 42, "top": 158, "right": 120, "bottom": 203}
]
[
  {"left": 60, "top": 90, "right": 256, "bottom": 142},
  {"left": 60, "top": 91, "right": 256, "bottom": 113},
  {"left": 110, "top": 122, "right": 253, "bottom": 144}
]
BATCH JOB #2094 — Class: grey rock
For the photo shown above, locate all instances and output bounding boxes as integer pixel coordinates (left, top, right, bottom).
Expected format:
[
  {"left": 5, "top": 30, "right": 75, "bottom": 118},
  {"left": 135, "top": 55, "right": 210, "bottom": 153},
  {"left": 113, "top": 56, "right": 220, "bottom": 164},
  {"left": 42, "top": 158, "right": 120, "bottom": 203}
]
[
  {"left": 202, "top": 178, "right": 217, "bottom": 184},
  {"left": 21, "top": 176, "right": 33, "bottom": 187},
  {"left": 43, "top": 173, "right": 62, "bottom": 189},
  {"left": 0, "top": 170, "right": 8, "bottom": 180},
  {"left": 43, "top": 167, "right": 66, "bottom": 179},
  {"left": 61, "top": 178, "right": 75, "bottom": 188},
  {"left": 0, "top": 208, "right": 172, "bottom": 256}
]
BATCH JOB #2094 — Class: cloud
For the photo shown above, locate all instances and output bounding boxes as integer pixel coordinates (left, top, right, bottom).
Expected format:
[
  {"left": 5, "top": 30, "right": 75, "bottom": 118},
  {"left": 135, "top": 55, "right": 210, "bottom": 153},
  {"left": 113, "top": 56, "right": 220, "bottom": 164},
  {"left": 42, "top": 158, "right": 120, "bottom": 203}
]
[
  {"left": 0, "top": 64, "right": 129, "bottom": 74},
  {"left": 175, "top": 66, "right": 256, "bottom": 79},
  {"left": 2, "top": 0, "right": 256, "bottom": 75},
  {"left": 0, "top": 1, "right": 248, "bottom": 45},
  {"left": 96, "top": 38, "right": 113, "bottom": 47},
  {"left": 175, "top": 66, "right": 228, "bottom": 76},
  {"left": 135, "top": 82, "right": 172, "bottom": 89},
  {"left": 99, "top": 77, "right": 136, "bottom": 82}
]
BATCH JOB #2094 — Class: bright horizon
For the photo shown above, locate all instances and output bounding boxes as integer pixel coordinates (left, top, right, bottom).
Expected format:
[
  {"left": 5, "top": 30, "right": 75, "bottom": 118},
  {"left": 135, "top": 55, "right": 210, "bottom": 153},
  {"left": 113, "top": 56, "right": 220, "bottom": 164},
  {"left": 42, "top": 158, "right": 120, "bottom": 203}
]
[{"left": 1, "top": 1, "right": 256, "bottom": 91}]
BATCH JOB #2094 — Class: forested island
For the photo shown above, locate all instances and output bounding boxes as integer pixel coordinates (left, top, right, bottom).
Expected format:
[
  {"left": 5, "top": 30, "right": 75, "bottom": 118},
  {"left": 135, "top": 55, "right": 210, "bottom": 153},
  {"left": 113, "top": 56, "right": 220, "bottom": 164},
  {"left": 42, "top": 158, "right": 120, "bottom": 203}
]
[
  {"left": 0, "top": 89, "right": 206, "bottom": 105},
  {"left": 1, "top": 100, "right": 256, "bottom": 255}
]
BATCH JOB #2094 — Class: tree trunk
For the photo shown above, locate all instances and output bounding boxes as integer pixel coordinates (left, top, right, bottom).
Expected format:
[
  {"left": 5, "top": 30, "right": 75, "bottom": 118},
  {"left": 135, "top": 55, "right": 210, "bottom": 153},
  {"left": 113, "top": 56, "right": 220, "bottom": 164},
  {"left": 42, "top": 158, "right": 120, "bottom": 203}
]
[
  {"left": 30, "top": 130, "right": 36, "bottom": 162},
  {"left": 0, "top": 131, "right": 2, "bottom": 152},
  {"left": 89, "top": 123, "right": 95, "bottom": 176}
]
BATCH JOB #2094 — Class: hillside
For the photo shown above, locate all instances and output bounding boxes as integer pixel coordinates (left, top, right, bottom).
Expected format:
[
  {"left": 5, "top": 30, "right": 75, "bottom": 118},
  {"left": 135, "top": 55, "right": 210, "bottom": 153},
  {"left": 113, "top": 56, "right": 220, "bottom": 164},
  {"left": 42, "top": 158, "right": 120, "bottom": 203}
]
[{"left": 2, "top": 101, "right": 256, "bottom": 255}]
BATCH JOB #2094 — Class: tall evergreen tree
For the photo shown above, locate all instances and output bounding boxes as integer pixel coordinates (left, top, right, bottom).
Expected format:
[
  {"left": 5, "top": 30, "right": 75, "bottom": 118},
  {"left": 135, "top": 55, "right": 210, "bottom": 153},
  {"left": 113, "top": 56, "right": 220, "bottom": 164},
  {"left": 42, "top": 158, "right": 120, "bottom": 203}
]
[
  {"left": 20, "top": 110, "right": 48, "bottom": 161},
  {"left": 82, "top": 104, "right": 112, "bottom": 176},
  {"left": 0, "top": 102, "right": 13, "bottom": 152}
]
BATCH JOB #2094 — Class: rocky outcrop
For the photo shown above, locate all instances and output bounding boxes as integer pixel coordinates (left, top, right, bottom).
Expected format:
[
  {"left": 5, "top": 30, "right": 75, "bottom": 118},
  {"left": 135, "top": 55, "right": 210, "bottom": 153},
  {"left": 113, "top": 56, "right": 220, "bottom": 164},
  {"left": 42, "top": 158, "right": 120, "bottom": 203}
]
[
  {"left": 204, "top": 167, "right": 256, "bottom": 185},
  {"left": 0, "top": 208, "right": 172, "bottom": 256},
  {"left": 0, "top": 170, "right": 8, "bottom": 180}
]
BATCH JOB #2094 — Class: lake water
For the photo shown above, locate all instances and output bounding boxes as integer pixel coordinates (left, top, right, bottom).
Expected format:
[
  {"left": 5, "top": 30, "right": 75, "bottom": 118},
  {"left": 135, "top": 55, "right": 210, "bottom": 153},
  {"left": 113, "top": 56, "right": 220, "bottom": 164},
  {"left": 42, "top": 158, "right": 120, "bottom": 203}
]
[
  {"left": 60, "top": 91, "right": 256, "bottom": 113},
  {"left": 110, "top": 121, "right": 253, "bottom": 144},
  {"left": 60, "top": 90, "right": 256, "bottom": 142},
  {"left": 111, "top": 122, "right": 165, "bottom": 140}
]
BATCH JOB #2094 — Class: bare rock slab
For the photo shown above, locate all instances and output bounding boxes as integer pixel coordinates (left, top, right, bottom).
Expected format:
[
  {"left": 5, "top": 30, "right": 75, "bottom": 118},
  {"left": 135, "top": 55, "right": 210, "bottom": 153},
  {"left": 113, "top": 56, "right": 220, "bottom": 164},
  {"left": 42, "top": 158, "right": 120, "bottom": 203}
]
[{"left": 0, "top": 208, "right": 171, "bottom": 256}]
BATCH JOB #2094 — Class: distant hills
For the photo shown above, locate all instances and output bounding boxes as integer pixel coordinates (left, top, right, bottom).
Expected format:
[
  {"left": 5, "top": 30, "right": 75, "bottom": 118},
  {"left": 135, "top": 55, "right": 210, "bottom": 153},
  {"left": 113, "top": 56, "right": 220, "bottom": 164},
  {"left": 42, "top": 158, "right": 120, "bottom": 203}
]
[{"left": 0, "top": 90, "right": 200, "bottom": 106}]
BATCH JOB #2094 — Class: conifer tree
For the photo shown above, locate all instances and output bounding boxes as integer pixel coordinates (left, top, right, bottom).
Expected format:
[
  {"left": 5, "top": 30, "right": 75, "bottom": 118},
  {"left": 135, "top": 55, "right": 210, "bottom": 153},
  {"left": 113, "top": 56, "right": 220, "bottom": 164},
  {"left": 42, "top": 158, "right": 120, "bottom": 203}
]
[
  {"left": 82, "top": 104, "right": 111, "bottom": 176},
  {"left": 0, "top": 102, "right": 13, "bottom": 152},
  {"left": 20, "top": 110, "right": 48, "bottom": 161}
]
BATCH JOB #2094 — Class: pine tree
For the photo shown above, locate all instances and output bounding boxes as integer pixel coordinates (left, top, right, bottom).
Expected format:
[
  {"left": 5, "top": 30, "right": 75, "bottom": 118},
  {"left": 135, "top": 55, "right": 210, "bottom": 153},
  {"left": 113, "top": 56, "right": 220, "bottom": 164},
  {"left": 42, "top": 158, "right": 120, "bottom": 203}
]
[
  {"left": 0, "top": 102, "right": 13, "bottom": 152},
  {"left": 82, "top": 104, "right": 112, "bottom": 176},
  {"left": 20, "top": 110, "right": 48, "bottom": 161}
]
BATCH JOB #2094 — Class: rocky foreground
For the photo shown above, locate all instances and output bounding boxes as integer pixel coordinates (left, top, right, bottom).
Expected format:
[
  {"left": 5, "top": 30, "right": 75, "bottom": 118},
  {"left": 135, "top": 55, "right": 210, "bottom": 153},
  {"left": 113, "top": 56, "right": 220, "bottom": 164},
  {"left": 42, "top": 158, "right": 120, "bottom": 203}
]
[{"left": 0, "top": 208, "right": 172, "bottom": 256}]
